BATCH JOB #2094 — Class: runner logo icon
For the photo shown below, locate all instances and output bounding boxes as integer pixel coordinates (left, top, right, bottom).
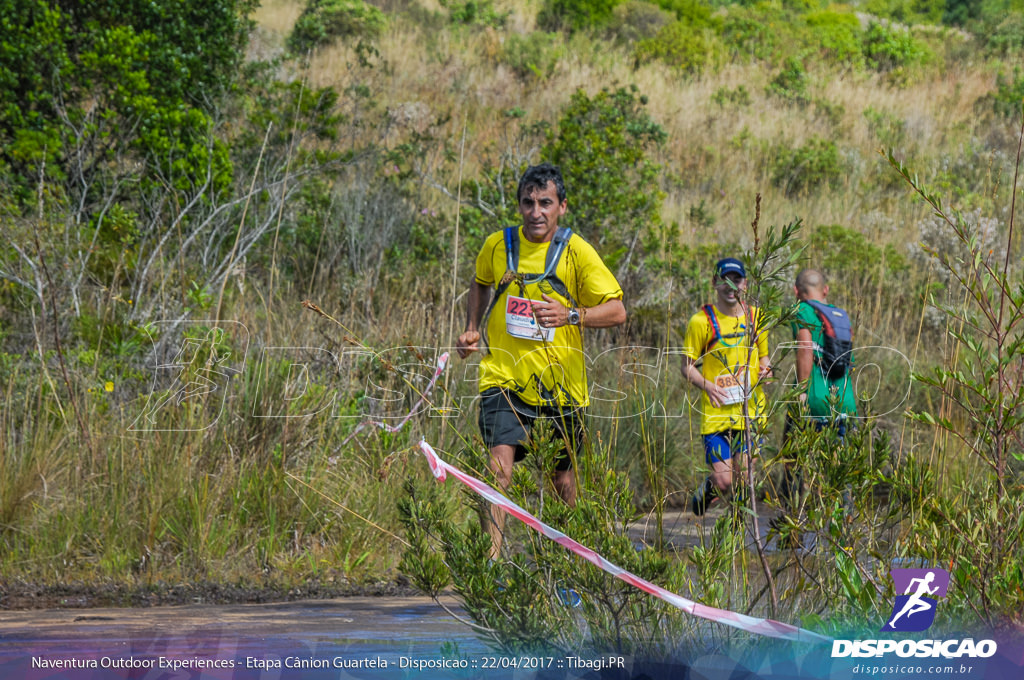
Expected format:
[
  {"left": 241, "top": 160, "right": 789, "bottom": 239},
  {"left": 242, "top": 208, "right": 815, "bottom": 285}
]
[{"left": 881, "top": 568, "right": 950, "bottom": 632}]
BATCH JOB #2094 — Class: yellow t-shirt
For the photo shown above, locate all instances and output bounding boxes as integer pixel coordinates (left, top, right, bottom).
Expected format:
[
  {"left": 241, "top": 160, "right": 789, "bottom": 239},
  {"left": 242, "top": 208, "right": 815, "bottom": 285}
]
[
  {"left": 681, "top": 304, "right": 769, "bottom": 434},
  {"left": 475, "top": 227, "right": 623, "bottom": 407}
]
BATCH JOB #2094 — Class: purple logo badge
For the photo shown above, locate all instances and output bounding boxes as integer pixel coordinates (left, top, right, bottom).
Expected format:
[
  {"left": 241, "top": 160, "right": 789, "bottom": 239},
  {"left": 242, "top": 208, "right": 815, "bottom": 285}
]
[{"left": 881, "top": 568, "right": 950, "bottom": 632}]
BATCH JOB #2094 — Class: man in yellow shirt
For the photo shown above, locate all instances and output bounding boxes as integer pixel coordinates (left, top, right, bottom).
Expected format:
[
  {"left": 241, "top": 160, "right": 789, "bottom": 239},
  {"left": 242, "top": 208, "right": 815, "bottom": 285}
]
[
  {"left": 456, "top": 163, "right": 626, "bottom": 558},
  {"left": 681, "top": 258, "right": 771, "bottom": 516}
]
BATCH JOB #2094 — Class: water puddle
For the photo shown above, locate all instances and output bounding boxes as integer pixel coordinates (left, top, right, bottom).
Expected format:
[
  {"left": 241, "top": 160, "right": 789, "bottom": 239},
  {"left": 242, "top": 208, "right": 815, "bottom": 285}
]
[{"left": 0, "top": 596, "right": 488, "bottom": 678}]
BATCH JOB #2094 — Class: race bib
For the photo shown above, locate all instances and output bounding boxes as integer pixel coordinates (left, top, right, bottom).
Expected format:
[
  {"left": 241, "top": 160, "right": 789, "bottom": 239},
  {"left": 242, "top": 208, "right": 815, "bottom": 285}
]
[
  {"left": 505, "top": 295, "right": 554, "bottom": 342},
  {"left": 715, "top": 371, "right": 751, "bottom": 405}
]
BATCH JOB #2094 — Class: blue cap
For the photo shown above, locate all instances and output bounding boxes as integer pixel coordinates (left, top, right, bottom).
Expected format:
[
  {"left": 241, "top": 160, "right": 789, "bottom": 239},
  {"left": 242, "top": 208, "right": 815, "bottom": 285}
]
[{"left": 715, "top": 257, "right": 746, "bottom": 278}]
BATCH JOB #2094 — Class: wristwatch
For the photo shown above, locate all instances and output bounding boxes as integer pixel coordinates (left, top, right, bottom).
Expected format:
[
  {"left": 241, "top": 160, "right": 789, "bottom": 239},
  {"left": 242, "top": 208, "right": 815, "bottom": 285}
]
[{"left": 567, "top": 307, "right": 581, "bottom": 326}]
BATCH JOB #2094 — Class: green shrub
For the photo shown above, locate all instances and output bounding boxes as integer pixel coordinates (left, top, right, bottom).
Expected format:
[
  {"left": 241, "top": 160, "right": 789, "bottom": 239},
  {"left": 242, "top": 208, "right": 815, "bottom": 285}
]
[
  {"left": 440, "top": 0, "right": 509, "bottom": 27},
  {"left": 720, "top": 10, "right": 780, "bottom": 61},
  {"left": 633, "top": 20, "right": 712, "bottom": 73},
  {"left": 766, "top": 56, "right": 810, "bottom": 105},
  {"left": 985, "top": 67, "right": 1024, "bottom": 120},
  {"left": 863, "top": 0, "right": 943, "bottom": 24},
  {"left": 942, "top": 0, "right": 980, "bottom": 26},
  {"left": 804, "top": 9, "right": 864, "bottom": 67},
  {"left": 711, "top": 84, "right": 751, "bottom": 108},
  {"left": 500, "top": 32, "right": 566, "bottom": 82},
  {"left": 287, "top": 0, "right": 387, "bottom": 53},
  {"left": 771, "top": 136, "right": 844, "bottom": 196},
  {"left": 656, "top": 0, "right": 715, "bottom": 25},
  {"left": 537, "top": 0, "right": 623, "bottom": 32},
  {"left": 608, "top": 1, "right": 674, "bottom": 43},
  {"left": 981, "top": 11, "right": 1024, "bottom": 56},
  {"left": 861, "top": 21, "right": 928, "bottom": 76},
  {"left": 806, "top": 223, "right": 909, "bottom": 287}
]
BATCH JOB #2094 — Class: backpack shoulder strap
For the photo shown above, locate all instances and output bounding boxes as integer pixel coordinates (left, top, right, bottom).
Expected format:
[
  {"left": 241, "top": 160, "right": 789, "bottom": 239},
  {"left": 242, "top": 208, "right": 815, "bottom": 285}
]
[
  {"left": 804, "top": 299, "right": 852, "bottom": 340},
  {"left": 540, "top": 226, "right": 573, "bottom": 300},
  {"left": 543, "top": 227, "right": 572, "bottom": 276},
  {"left": 701, "top": 304, "right": 722, "bottom": 355},
  {"left": 504, "top": 225, "right": 519, "bottom": 273},
  {"left": 479, "top": 226, "right": 522, "bottom": 355}
]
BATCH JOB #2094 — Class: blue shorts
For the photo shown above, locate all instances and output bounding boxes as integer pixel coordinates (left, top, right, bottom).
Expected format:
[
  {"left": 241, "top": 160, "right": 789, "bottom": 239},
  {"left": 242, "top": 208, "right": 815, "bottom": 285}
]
[{"left": 703, "top": 430, "right": 757, "bottom": 465}]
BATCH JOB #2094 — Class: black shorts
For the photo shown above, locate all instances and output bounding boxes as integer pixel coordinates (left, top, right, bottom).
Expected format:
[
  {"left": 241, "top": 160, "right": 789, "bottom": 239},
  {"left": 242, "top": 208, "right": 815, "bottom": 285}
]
[{"left": 477, "top": 388, "right": 584, "bottom": 471}]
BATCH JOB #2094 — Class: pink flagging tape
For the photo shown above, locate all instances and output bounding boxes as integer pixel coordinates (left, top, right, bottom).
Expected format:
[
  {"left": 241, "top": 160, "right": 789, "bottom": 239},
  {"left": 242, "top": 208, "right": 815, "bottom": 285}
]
[
  {"left": 342, "top": 353, "right": 450, "bottom": 445},
  {"left": 417, "top": 439, "right": 832, "bottom": 645}
]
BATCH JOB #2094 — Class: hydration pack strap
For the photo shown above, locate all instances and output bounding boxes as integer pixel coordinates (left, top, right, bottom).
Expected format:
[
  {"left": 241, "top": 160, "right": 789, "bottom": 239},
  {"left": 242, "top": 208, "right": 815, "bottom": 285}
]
[{"left": 480, "top": 226, "right": 574, "bottom": 353}]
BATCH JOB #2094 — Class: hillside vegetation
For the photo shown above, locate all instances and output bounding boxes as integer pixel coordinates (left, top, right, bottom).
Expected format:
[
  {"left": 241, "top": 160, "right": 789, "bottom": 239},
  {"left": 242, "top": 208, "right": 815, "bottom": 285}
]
[{"left": 0, "top": 0, "right": 1021, "bottom": 647}]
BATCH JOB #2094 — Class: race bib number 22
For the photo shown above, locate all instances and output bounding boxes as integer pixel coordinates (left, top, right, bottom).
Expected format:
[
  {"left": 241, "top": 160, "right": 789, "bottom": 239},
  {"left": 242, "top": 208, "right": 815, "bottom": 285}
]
[{"left": 505, "top": 295, "right": 554, "bottom": 342}]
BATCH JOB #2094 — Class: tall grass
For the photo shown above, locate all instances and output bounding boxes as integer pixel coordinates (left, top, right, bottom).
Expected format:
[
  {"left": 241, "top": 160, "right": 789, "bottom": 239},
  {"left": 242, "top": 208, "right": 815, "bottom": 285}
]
[{"left": 1, "top": 0, "right": 1020, "bottom": 620}]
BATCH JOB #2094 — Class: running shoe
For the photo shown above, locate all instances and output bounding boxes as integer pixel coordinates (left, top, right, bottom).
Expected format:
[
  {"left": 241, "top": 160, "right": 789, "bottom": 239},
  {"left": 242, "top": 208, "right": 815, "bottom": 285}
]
[
  {"left": 691, "top": 476, "right": 719, "bottom": 516},
  {"left": 557, "top": 587, "right": 582, "bottom": 608}
]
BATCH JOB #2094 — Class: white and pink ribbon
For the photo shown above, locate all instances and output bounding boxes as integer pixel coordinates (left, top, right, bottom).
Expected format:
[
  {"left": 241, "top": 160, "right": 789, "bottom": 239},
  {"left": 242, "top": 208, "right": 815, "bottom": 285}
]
[
  {"left": 338, "top": 350, "right": 829, "bottom": 643},
  {"left": 341, "top": 352, "right": 450, "bottom": 444},
  {"left": 417, "top": 439, "right": 832, "bottom": 645}
]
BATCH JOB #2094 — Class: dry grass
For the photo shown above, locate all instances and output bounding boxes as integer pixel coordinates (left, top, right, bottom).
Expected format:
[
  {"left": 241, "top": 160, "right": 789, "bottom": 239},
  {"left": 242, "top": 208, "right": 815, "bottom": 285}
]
[{"left": 252, "top": 0, "right": 1004, "bottom": 262}]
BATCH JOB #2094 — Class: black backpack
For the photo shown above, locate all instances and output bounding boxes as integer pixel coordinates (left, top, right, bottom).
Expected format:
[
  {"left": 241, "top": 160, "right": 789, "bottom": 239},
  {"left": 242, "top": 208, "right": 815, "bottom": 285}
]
[{"left": 804, "top": 299, "right": 853, "bottom": 380}]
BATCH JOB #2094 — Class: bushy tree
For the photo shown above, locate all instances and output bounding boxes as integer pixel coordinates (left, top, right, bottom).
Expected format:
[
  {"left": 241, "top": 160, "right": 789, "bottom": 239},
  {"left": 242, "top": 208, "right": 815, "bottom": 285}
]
[
  {"left": 287, "top": 0, "right": 387, "bottom": 53},
  {"left": 0, "top": 0, "right": 255, "bottom": 207},
  {"left": 543, "top": 86, "right": 666, "bottom": 276}
]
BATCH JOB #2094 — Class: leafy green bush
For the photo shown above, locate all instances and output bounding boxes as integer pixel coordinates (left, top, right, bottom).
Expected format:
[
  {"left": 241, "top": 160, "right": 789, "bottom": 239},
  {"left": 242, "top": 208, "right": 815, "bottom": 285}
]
[
  {"left": 287, "top": 0, "right": 387, "bottom": 53},
  {"left": 656, "top": 0, "right": 715, "bottom": 25},
  {"left": 805, "top": 223, "right": 909, "bottom": 293},
  {"left": 863, "top": 0, "right": 943, "bottom": 25},
  {"left": 711, "top": 84, "right": 751, "bottom": 108},
  {"left": 440, "top": 0, "right": 509, "bottom": 27},
  {"left": 500, "top": 32, "right": 566, "bottom": 82},
  {"left": 766, "top": 55, "right": 810, "bottom": 105},
  {"left": 941, "top": 0, "right": 980, "bottom": 26},
  {"left": 982, "top": 12, "right": 1024, "bottom": 56},
  {"left": 608, "top": 1, "right": 674, "bottom": 43},
  {"left": 770, "top": 137, "right": 844, "bottom": 196},
  {"left": 861, "top": 21, "right": 928, "bottom": 77},
  {"left": 0, "top": 0, "right": 252, "bottom": 207},
  {"left": 804, "top": 9, "right": 864, "bottom": 67},
  {"left": 537, "top": 0, "right": 622, "bottom": 32},
  {"left": 633, "top": 20, "right": 713, "bottom": 73},
  {"left": 985, "top": 67, "right": 1024, "bottom": 120},
  {"left": 720, "top": 4, "right": 801, "bottom": 62}
]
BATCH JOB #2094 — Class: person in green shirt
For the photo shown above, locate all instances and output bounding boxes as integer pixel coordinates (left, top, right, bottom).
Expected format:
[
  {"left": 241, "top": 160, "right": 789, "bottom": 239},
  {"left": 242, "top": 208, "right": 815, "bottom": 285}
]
[
  {"left": 789, "top": 268, "right": 856, "bottom": 427},
  {"left": 781, "top": 268, "right": 857, "bottom": 505}
]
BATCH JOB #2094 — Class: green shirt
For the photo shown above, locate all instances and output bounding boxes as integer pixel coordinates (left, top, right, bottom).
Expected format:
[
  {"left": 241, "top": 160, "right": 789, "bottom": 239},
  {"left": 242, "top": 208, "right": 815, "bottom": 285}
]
[{"left": 790, "top": 300, "right": 857, "bottom": 419}]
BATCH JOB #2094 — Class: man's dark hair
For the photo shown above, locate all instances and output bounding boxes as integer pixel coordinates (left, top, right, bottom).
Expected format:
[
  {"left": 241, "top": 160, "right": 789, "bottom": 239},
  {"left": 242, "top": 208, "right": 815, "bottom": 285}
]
[{"left": 517, "top": 162, "right": 567, "bottom": 202}]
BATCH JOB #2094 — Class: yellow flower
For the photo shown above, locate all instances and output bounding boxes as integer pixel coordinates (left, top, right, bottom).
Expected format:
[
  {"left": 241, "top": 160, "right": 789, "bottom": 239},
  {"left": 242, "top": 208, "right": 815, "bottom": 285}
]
[{"left": 104, "top": 381, "right": 114, "bottom": 392}]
